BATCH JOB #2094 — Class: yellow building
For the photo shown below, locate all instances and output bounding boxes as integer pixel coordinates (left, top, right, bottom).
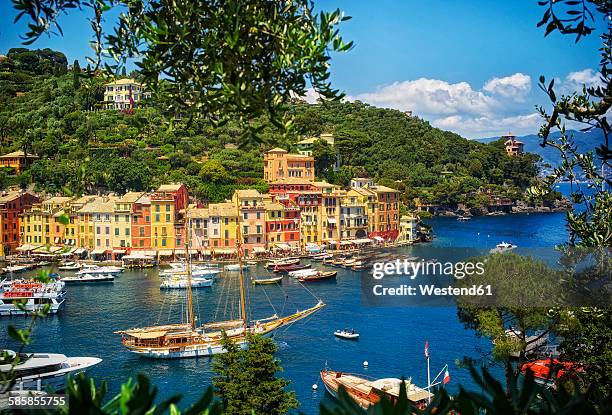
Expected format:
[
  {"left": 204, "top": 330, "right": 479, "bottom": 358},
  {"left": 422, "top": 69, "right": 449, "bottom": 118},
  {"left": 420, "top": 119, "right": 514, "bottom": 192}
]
[
  {"left": 340, "top": 193, "right": 369, "bottom": 240},
  {"left": 103, "top": 78, "right": 148, "bottom": 110},
  {"left": 150, "top": 184, "right": 188, "bottom": 256},
  {"left": 207, "top": 202, "right": 238, "bottom": 255},
  {"left": 21, "top": 196, "right": 73, "bottom": 248},
  {"left": 111, "top": 192, "right": 144, "bottom": 256},
  {"left": 312, "top": 181, "right": 345, "bottom": 243},
  {"left": 263, "top": 148, "right": 315, "bottom": 183}
]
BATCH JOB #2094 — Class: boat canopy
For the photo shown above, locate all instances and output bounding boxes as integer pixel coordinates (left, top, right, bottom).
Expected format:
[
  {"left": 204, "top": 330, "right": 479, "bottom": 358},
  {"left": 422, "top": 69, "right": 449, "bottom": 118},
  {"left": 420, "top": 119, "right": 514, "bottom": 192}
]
[
  {"left": 126, "top": 330, "right": 168, "bottom": 339},
  {"left": 369, "top": 378, "right": 432, "bottom": 402}
]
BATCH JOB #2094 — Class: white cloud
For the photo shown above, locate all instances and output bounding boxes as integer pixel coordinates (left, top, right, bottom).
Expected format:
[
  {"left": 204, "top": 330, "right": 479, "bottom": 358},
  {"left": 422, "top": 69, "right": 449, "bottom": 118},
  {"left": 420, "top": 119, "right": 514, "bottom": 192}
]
[
  {"left": 566, "top": 68, "right": 600, "bottom": 86},
  {"left": 352, "top": 78, "right": 497, "bottom": 116},
  {"left": 345, "top": 70, "right": 597, "bottom": 138},
  {"left": 483, "top": 73, "right": 531, "bottom": 102},
  {"left": 433, "top": 113, "right": 542, "bottom": 139}
]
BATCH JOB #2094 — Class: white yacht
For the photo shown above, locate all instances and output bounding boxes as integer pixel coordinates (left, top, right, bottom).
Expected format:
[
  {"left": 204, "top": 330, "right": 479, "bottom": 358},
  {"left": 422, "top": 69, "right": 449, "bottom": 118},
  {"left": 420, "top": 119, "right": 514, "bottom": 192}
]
[
  {"left": 76, "top": 265, "right": 123, "bottom": 275},
  {"left": 0, "top": 350, "right": 101, "bottom": 392},
  {"left": 490, "top": 241, "right": 518, "bottom": 254},
  {"left": 224, "top": 263, "right": 249, "bottom": 271},
  {"left": 159, "top": 267, "right": 221, "bottom": 278},
  {"left": 61, "top": 274, "right": 114, "bottom": 284},
  {"left": 58, "top": 262, "right": 82, "bottom": 271},
  {"left": 288, "top": 268, "right": 319, "bottom": 278},
  {"left": 0, "top": 279, "right": 66, "bottom": 316},
  {"left": 160, "top": 276, "right": 213, "bottom": 289}
]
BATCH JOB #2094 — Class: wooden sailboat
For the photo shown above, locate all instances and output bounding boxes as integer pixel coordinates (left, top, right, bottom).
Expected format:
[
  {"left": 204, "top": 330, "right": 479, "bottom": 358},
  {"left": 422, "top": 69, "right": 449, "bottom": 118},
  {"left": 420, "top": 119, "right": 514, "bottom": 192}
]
[{"left": 115, "top": 197, "right": 324, "bottom": 358}]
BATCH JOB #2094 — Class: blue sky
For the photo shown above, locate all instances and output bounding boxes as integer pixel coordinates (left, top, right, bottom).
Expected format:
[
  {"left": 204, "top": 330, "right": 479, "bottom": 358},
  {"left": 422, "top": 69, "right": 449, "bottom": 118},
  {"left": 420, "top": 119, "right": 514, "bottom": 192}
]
[{"left": 0, "top": 1, "right": 606, "bottom": 138}]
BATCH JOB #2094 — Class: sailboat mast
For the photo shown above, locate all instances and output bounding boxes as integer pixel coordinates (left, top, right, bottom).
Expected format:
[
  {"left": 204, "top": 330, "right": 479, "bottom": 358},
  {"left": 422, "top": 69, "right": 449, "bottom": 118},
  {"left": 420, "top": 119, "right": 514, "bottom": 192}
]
[
  {"left": 184, "top": 199, "right": 194, "bottom": 329},
  {"left": 236, "top": 197, "right": 248, "bottom": 331}
]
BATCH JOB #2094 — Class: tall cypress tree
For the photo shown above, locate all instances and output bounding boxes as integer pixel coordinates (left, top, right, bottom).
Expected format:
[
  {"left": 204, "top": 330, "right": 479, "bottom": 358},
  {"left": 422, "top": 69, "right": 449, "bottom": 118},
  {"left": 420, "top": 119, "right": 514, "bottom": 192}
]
[{"left": 72, "top": 59, "right": 81, "bottom": 89}]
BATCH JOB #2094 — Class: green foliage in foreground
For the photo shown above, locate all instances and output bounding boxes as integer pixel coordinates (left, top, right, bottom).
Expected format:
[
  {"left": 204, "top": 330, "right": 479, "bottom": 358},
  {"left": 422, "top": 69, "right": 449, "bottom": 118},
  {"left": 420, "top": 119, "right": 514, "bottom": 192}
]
[{"left": 5, "top": 362, "right": 606, "bottom": 415}]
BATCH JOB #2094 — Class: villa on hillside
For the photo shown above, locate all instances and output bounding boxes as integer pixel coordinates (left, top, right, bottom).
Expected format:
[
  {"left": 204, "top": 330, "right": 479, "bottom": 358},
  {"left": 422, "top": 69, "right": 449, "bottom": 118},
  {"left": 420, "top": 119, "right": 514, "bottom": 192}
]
[
  {"left": 0, "top": 150, "right": 38, "bottom": 174},
  {"left": 103, "top": 78, "right": 149, "bottom": 110},
  {"left": 296, "top": 133, "right": 341, "bottom": 171},
  {"left": 503, "top": 133, "right": 524, "bottom": 156}
]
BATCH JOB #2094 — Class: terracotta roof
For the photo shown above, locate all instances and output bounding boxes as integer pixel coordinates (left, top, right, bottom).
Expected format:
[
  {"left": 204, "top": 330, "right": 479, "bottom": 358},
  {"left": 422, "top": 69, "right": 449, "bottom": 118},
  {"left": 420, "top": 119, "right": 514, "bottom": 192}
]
[
  {"left": 0, "top": 150, "right": 38, "bottom": 159},
  {"left": 187, "top": 208, "right": 209, "bottom": 218},
  {"left": 157, "top": 184, "right": 184, "bottom": 192},
  {"left": 267, "top": 147, "right": 288, "bottom": 153},
  {"left": 43, "top": 196, "right": 73, "bottom": 205},
  {"left": 264, "top": 202, "right": 284, "bottom": 210},
  {"left": 234, "top": 189, "right": 261, "bottom": 198},
  {"left": 269, "top": 177, "right": 314, "bottom": 185},
  {"left": 207, "top": 202, "right": 237, "bottom": 217},
  {"left": 0, "top": 191, "right": 27, "bottom": 202},
  {"left": 369, "top": 185, "right": 400, "bottom": 193},
  {"left": 120, "top": 191, "right": 145, "bottom": 203}
]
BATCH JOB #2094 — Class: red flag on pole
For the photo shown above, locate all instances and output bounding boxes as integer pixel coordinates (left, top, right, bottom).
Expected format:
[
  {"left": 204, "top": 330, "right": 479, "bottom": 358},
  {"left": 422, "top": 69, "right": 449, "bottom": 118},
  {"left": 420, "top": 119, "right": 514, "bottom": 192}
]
[
  {"left": 443, "top": 367, "right": 451, "bottom": 384},
  {"left": 424, "top": 340, "right": 429, "bottom": 359}
]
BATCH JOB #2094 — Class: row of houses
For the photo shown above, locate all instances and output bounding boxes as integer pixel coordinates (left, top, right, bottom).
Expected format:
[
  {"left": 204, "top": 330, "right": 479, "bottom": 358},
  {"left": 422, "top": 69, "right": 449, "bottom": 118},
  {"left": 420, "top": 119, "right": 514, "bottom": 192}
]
[{"left": 8, "top": 177, "right": 411, "bottom": 259}]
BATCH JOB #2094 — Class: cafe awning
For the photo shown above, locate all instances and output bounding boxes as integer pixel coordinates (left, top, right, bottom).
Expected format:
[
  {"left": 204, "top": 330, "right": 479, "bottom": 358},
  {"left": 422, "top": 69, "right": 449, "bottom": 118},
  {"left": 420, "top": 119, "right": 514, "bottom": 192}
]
[
  {"left": 123, "top": 252, "right": 154, "bottom": 260},
  {"left": 214, "top": 248, "right": 236, "bottom": 254},
  {"left": 158, "top": 249, "right": 174, "bottom": 257},
  {"left": 142, "top": 250, "right": 157, "bottom": 256},
  {"left": 373, "top": 236, "right": 384, "bottom": 242},
  {"left": 353, "top": 238, "right": 372, "bottom": 244},
  {"left": 253, "top": 247, "right": 266, "bottom": 253},
  {"left": 91, "top": 249, "right": 106, "bottom": 255},
  {"left": 16, "top": 244, "right": 36, "bottom": 252},
  {"left": 74, "top": 248, "right": 86, "bottom": 254},
  {"left": 113, "top": 249, "right": 126, "bottom": 254}
]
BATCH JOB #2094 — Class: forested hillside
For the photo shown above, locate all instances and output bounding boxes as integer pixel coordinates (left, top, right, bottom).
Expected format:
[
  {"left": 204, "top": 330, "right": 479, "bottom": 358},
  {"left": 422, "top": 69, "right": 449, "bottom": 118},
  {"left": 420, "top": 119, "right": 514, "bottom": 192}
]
[{"left": 0, "top": 48, "right": 547, "bottom": 208}]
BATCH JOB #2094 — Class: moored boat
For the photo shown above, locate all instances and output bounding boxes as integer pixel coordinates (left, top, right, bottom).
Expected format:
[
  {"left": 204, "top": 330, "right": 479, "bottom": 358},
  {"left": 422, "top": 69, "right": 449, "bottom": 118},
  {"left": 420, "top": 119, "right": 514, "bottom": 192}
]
[
  {"left": 160, "top": 277, "right": 213, "bottom": 289},
  {"left": 490, "top": 241, "right": 517, "bottom": 254},
  {"left": 252, "top": 275, "right": 283, "bottom": 285},
  {"left": 224, "top": 263, "right": 249, "bottom": 271},
  {"left": 61, "top": 274, "right": 115, "bottom": 284},
  {"left": 457, "top": 216, "right": 471, "bottom": 222},
  {"left": 298, "top": 270, "right": 337, "bottom": 282},
  {"left": 76, "top": 265, "right": 123, "bottom": 275},
  {"left": 310, "top": 253, "right": 332, "bottom": 261},
  {"left": 519, "top": 359, "right": 582, "bottom": 388},
  {"left": 0, "top": 279, "right": 66, "bottom": 316},
  {"left": 320, "top": 370, "right": 431, "bottom": 410},
  {"left": 273, "top": 263, "right": 311, "bottom": 273},
  {"left": 265, "top": 258, "right": 300, "bottom": 269},
  {"left": 334, "top": 329, "right": 359, "bottom": 340},
  {"left": 0, "top": 350, "right": 101, "bottom": 392},
  {"left": 58, "top": 261, "right": 82, "bottom": 271}
]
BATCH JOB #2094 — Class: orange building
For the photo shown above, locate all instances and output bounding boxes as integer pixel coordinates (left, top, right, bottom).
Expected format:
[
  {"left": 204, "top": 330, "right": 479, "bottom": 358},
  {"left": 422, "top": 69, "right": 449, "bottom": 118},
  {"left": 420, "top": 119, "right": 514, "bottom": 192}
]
[
  {"left": 131, "top": 194, "right": 152, "bottom": 250},
  {"left": 0, "top": 151, "right": 38, "bottom": 174},
  {"left": 0, "top": 190, "right": 39, "bottom": 255},
  {"left": 263, "top": 148, "right": 315, "bottom": 183},
  {"left": 369, "top": 185, "right": 400, "bottom": 241}
]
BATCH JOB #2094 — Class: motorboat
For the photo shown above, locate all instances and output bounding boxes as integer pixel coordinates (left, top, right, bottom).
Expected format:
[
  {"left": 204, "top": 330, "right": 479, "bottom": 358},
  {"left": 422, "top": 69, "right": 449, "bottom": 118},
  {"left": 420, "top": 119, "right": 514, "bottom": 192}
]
[
  {"left": 288, "top": 268, "right": 319, "bottom": 278},
  {"left": 160, "top": 277, "right": 213, "bottom": 289},
  {"left": 224, "top": 263, "right": 249, "bottom": 271},
  {"left": 457, "top": 216, "right": 471, "bottom": 222},
  {"left": 0, "top": 279, "right": 66, "bottom": 316},
  {"left": 61, "top": 274, "right": 114, "bottom": 284},
  {"left": 490, "top": 241, "right": 517, "bottom": 254},
  {"left": 310, "top": 253, "right": 332, "bottom": 261},
  {"left": 58, "top": 262, "right": 82, "bottom": 271},
  {"left": 265, "top": 258, "right": 300, "bottom": 269},
  {"left": 0, "top": 350, "right": 101, "bottom": 392},
  {"left": 320, "top": 370, "right": 431, "bottom": 410},
  {"left": 76, "top": 265, "right": 123, "bottom": 275},
  {"left": 334, "top": 329, "right": 359, "bottom": 340},
  {"left": 159, "top": 267, "right": 221, "bottom": 278}
]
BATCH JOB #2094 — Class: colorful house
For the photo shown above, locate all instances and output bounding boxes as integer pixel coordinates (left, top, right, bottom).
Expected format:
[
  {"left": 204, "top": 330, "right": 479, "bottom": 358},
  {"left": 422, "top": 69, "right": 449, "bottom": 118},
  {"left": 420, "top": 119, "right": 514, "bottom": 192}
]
[
  {"left": 263, "top": 148, "right": 315, "bottom": 183},
  {"left": 131, "top": 194, "right": 152, "bottom": 251},
  {"left": 0, "top": 190, "right": 39, "bottom": 255},
  {"left": 207, "top": 202, "right": 238, "bottom": 256},
  {"left": 340, "top": 193, "right": 369, "bottom": 240},
  {"left": 313, "top": 181, "right": 345, "bottom": 244},
  {"left": 232, "top": 189, "right": 267, "bottom": 256},
  {"left": 0, "top": 151, "right": 38, "bottom": 174},
  {"left": 265, "top": 201, "right": 300, "bottom": 251},
  {"left": 150, "top": 184, "right": 188, "bottom": 256},
  {"left": 103, "top": 78, "right": 149, "bottom": 110}
]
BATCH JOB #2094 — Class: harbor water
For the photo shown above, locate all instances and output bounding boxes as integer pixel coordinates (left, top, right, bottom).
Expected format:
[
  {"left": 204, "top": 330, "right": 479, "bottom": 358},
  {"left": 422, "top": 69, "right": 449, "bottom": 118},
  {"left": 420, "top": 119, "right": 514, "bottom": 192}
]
[{"left": 0, "top": 208, "right": 570, "bottom": 414}]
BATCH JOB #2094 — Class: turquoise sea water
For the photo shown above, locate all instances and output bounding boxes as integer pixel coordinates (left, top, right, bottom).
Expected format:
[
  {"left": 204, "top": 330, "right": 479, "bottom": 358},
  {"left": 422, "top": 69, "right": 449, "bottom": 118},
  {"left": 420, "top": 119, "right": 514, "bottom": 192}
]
[{"left": 0, "top": 194, "right": 573, "bottom": 414}]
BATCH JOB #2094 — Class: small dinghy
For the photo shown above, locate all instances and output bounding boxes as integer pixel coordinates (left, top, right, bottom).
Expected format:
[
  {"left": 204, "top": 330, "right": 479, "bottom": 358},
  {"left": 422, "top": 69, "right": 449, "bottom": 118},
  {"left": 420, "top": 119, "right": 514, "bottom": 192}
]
[
  {"left": 334, "top": 329, "right": 359, "bottom": 340},
  {"left": 252, "top": 275, "right": 283, "bottom": 285}
]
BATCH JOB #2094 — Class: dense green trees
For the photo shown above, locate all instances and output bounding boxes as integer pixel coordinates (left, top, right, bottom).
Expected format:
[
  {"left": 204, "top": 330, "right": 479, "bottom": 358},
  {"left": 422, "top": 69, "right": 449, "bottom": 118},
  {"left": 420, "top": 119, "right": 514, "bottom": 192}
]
[
  {"left": 0, "top": 48, "right": 545, "bottom": 209},
  {"left": 213, "top": 334, "right": 298, "bottom": 415}
]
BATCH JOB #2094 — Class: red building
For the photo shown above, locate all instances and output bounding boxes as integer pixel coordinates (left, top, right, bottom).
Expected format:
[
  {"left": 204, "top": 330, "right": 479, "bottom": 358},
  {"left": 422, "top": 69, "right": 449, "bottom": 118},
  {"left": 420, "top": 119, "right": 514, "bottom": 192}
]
[{"left": 0, "top": 190, "right": 40, "bottom": 255}]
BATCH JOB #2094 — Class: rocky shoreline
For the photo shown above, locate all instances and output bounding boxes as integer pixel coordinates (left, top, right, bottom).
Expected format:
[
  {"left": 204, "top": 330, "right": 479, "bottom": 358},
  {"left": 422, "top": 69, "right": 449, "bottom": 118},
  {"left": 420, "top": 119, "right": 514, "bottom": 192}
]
[{"left": 432, "top": 199, "right": 572, "bottom": 217}]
